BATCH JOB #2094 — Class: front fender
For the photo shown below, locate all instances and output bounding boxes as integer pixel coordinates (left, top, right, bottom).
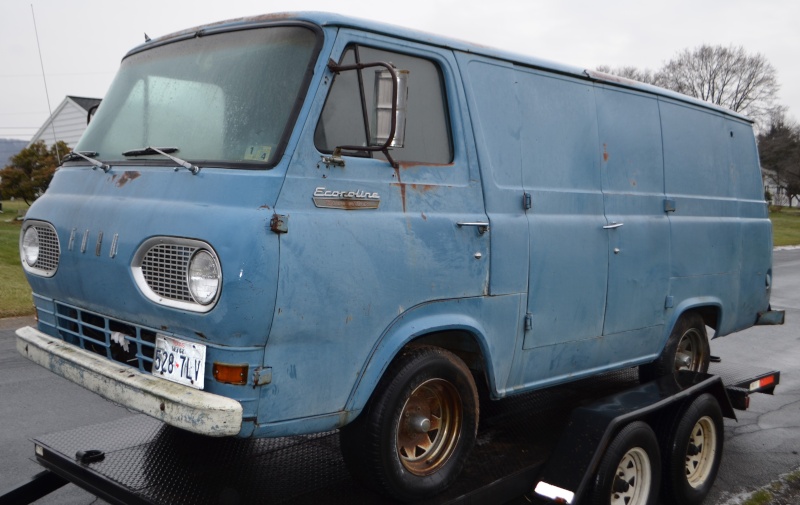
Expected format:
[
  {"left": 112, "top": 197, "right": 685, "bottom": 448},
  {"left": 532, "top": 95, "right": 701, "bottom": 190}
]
[{"left": 344, "top": 294, "right": 524, "bottom": 415}]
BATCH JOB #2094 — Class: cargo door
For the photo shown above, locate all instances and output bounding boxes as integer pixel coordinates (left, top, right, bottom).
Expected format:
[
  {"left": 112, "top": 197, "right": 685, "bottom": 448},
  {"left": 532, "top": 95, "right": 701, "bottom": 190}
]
[
  {"left": 515, "top": 69, "right": 610, "bottom": 384},
  {"left": 596, "top": 86, "right": 668, "bottom": 355}
]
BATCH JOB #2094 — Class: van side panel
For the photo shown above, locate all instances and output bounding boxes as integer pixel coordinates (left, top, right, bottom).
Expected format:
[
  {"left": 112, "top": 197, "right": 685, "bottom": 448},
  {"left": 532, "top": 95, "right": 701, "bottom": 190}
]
[
  {"left": 730, "top": 118, "right": 772, "bottom": 331},
  {"left": 660, "top": 99, "right": 769, "bottom": 336}
]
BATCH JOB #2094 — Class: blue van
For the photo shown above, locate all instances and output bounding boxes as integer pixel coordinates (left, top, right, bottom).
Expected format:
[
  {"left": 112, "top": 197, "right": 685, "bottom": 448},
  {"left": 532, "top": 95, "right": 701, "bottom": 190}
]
[{"left": 17, "top": 12, "right": 776, "bottom": 501}]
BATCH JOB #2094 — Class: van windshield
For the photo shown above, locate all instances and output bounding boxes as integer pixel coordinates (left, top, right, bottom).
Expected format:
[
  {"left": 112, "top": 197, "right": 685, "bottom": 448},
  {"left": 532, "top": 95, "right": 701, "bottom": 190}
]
[{"left": 74, "top": 25, "right": 320, "bottom": 168}]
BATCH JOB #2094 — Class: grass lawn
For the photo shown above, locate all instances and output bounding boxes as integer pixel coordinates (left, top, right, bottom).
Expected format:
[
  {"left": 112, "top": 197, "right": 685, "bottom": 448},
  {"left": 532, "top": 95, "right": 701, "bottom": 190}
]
[
  {"left": 770, "top": 206, "right": 800, "bottom": 247},
  {"left": 1, "top": 201, "right": 800, "bottom": 318},
  {"left": 0, "top": 200, "right": 32, "bottom": 317}
]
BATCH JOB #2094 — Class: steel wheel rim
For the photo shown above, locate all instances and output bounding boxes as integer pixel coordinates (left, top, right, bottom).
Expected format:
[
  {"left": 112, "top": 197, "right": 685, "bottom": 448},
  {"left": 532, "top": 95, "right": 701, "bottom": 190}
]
[
  {"left": 611, "top": 447, "right": 652, "bottom": 505},
  {"left": 396, "top": 378, "right": 462, "bottom": 476},
  {"left": 675, "top": 328, "right": 705, "bottom": 372},
  {"left": 685, "top": 415, "right": 717, "bottom": 488}
]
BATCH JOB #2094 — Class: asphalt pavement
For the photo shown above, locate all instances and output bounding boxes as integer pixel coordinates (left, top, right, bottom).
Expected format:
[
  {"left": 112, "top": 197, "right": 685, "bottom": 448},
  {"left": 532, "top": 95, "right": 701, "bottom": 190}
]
[{"left": 1, "top": 250, "right": 799, "bottom": 504}]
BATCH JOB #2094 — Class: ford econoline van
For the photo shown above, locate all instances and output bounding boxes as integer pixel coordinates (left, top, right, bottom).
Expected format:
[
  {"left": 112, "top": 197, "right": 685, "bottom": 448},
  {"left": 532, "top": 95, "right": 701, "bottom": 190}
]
[{"left": 17, "top": 12, "right": 777, "bottom": 501}]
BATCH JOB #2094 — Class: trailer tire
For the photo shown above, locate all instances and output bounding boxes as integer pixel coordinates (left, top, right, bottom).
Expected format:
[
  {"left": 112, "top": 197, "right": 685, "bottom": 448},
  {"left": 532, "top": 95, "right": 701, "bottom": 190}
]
[
  {"left": 662, "top": 393, "right": 724, "bottom": 505},
  {"left": 340, "top": 345, "right": 478, "bottom": 502},
  {"left": 640, "top": 313, "right": 709, "bottom": 382},
  {"left": 592, "top": 421, "right": 661, "bottom": 505}
]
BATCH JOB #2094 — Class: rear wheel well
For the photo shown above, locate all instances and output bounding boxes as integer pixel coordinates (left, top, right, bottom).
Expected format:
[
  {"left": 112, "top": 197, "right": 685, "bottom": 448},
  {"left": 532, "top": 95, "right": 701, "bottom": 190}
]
[{"left": 691, "top": 306, "right": 719, "bottom": 332}]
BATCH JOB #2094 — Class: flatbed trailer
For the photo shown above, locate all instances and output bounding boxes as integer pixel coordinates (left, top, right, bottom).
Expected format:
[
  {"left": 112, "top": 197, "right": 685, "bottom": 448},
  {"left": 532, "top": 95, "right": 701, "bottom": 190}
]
[{"left": 0, "top": 362, "right": 779, "bottom": 505}]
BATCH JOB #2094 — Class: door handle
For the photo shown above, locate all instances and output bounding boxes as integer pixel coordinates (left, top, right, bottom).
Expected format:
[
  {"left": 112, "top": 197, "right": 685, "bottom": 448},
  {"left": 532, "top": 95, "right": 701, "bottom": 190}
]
[
  {"left": 457, "top": 222, "right": 490, "bottom": 234},
  {"left": 602, "top": 222, "right": 624, "bottom": 230}
]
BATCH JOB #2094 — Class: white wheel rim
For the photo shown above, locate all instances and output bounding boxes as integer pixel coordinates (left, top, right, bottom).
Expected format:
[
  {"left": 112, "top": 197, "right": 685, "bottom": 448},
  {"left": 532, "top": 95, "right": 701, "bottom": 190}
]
[
  {"left": 611, "top": 447, "right": 652, "bottom": 505},
  {"left": 686, "top": 415, "right": 717, "bottom": 488}
]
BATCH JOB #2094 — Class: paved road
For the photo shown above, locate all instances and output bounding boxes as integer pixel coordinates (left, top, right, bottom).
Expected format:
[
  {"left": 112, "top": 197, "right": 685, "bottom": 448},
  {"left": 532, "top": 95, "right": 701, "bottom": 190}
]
[
  {"left": 1, "top": 250, "right": 799, "bottom": 504},
  {"left": 705, "top": 249, "right": 800, "bottom": 504}
]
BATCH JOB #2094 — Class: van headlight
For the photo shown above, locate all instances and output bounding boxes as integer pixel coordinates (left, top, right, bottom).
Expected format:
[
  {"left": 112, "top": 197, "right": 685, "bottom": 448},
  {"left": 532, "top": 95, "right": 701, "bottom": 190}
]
[
  {"left": 21, "top": 226, "right": 40, "bottom": 266},
  {"left": 132, "top": 237, "right": 221, "bottom": 312},
  {"left": 188, "top": 249, "right": 221, "bottom": 305},
  {"left": 20, "top": 221, "right": 59, "bottom": 277}
]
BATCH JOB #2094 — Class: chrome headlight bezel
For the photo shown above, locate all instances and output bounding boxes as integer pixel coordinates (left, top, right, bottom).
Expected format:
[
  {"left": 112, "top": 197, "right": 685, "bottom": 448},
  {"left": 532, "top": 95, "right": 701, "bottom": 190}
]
[
  {"left": 132, "top": 237, "right": 222, "bottom": 313},
  {"left": 20, "top": 221, "right": 60, "bottom": 277}
]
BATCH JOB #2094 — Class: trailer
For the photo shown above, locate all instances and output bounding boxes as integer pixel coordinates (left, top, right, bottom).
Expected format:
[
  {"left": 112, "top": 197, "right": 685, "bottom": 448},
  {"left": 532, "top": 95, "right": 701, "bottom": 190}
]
[{"left": 0, "top": 360, "right": 779, "bottom": 505}]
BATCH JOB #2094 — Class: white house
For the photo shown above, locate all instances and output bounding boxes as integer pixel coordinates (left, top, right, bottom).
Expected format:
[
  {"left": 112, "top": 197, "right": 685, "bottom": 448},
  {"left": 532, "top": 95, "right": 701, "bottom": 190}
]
[
  {"left": 29, "top": 96, "right": 101, "bottom": 147},
  {"left": 763, "top": 168, "right": 791, "bottom": 207}
]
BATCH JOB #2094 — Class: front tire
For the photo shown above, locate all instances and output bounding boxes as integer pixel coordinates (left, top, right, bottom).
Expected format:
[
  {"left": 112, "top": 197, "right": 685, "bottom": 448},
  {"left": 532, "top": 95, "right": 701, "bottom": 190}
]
[
  {"left": 340, "top": 345, "right": 479, "bottom": 502},
  {"left": 640, "top": 312, "right": 710, "bottom": 382}
]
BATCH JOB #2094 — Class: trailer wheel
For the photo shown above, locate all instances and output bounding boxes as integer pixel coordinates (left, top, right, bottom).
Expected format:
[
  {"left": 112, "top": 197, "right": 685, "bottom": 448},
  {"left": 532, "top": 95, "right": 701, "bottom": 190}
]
[
  {"left": 592, "top": 421, "right": 661, "bottom": 505},
  {"left": 662, "top": 393, "right": 724, "bottom": 505},
  {"left": 340, "top": 345, "right": 478, "bottom": 502},
  {"left": 640, "top": 313, "right": 709, "bottom": 382}
]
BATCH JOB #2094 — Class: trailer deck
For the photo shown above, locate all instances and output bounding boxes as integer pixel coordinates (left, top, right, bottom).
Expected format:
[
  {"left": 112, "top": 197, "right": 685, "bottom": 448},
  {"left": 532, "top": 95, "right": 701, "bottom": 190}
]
[{"left": 5, "top": 363, "right": 780, "bottom": 505}]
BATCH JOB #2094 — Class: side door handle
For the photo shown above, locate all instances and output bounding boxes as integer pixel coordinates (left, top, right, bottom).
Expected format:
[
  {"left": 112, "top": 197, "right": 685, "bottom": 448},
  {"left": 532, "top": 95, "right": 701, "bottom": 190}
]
[
  {"left": 457, "top": 222, "right": 490, "bottom": 234},
  {"left": 602, "top": 222, "right": 624, "bottom": 230}
]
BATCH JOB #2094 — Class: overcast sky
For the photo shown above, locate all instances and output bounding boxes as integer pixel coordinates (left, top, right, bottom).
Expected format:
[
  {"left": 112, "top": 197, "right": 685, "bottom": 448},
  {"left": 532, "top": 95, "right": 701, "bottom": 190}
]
[{"left": 1, "top": 0, "right": 798, "bottom": 141}]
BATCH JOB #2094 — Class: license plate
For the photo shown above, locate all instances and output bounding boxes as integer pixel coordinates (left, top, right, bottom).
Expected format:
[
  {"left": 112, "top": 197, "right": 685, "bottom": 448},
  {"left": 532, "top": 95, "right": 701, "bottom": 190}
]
[{"left": 152, "top": 334, "right": 206, "bottom": 389}]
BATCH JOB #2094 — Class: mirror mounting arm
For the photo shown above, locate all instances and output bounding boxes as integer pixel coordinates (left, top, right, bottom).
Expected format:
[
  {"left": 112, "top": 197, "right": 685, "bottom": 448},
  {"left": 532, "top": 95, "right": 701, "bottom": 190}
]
[{"left": 327, "top": 59, "right": 400, "bottom": 169}]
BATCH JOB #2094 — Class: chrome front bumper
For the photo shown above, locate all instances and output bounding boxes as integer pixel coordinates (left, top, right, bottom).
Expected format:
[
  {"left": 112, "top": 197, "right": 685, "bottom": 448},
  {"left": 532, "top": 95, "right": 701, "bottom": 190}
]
[{"left": 16, "top": 325, "right": 243, "bottom": 436}]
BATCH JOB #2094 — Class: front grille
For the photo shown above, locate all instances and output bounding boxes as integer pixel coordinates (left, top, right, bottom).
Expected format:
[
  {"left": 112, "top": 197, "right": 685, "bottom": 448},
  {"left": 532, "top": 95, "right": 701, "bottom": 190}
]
[
  {"left": 33, "top": 224, "right": 60, "bottom": 271},
  {"left": 55, "top": 302, "right": 156, "bottom": 373},
  {"left": 141, "top": 243, "right": 198, "bottom": 302}
]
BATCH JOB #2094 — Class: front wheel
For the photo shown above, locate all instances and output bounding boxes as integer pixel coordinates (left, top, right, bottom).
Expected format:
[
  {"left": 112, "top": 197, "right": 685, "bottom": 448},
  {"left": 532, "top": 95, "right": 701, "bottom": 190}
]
[{"left": 340, "top": 345, "right": 479, "bottom": 502}]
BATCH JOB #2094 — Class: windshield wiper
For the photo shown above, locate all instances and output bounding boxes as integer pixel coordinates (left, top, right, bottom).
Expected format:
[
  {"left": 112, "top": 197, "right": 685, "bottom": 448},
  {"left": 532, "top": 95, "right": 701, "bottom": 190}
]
[
  {"left": 122, "top": 146, "right": 200, "bottom": 175},
  {"left": 122, "top": 146, "right": 179, "bottom": 156},
  {"left": 63, "top": 151, "right": 111, "bottom": 173}
]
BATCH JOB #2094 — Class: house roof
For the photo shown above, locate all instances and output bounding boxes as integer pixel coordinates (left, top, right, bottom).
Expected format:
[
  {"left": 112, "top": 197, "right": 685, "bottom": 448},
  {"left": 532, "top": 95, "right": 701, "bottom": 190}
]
[{"left": 68, "top": 96, "right": 102, "bottom": 112}]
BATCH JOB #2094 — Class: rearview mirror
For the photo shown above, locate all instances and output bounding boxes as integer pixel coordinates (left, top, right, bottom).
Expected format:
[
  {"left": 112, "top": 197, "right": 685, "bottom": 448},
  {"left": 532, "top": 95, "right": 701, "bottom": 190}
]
[{"left": 325, "top": 59, "right": 408, "bottom": 168}]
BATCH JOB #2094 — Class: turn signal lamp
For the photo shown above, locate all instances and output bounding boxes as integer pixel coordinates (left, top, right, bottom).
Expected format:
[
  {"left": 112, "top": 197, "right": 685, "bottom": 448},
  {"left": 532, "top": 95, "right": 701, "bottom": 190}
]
[{"left": 213, "top": 363, "right": 249, "bottom": 385}]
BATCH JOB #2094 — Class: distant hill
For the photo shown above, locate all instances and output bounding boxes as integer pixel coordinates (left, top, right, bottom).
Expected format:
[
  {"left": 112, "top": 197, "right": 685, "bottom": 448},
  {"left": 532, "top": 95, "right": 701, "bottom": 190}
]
[{"left": 0, "top": 139, "right": 28, "bottom": 167}]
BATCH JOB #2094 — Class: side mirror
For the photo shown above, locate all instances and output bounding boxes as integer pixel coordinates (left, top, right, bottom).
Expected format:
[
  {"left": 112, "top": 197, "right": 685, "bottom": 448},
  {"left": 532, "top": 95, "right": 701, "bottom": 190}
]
[{"left": 326, "top": 59, "right": 408, "bottom": 168}]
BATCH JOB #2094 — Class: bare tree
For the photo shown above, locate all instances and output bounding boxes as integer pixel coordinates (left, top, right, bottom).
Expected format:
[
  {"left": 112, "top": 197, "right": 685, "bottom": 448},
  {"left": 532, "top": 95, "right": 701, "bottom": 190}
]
[
  {"left": 758, "top": 111, "right": 800, "bottom": 206},
  {"left": 595, "top": 65, "right": 659, "bottom": 85},
  {"left": 657, "top": 45, "right": 779, "bottom": 126}
]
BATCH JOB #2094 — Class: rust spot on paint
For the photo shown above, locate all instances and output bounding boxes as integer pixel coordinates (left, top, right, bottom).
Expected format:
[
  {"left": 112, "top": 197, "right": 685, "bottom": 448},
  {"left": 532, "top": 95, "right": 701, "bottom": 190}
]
[
  {"left": 602, "top": 144, "right": 609, "bottom": 163},
  {"left": 259, "top": 204, "right": 271, "bottom": 210},
  {"left": 115, "top": 171, "right": 141, "bottom": 188},
  {"left": 410, "top": 184, "right": 437, "bottom": 193},
  {"left": 421, "top": 212, "right": 427, "bottom": 220},
  {"left": 393, "top": 167, "right": 407, "bottom": 213}
]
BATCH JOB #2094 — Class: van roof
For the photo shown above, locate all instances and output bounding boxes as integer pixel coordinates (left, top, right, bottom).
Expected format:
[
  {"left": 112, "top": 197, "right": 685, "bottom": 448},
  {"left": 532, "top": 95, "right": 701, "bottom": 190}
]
[{"left": 134, "top": 11, "right": 752, "bottom": 123}]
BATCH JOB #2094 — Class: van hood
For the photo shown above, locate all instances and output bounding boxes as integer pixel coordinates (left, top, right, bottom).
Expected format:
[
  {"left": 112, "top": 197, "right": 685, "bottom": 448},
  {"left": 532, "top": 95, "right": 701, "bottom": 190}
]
[{"left": 23, "top": 164, "right": 283, "bottom": 347}]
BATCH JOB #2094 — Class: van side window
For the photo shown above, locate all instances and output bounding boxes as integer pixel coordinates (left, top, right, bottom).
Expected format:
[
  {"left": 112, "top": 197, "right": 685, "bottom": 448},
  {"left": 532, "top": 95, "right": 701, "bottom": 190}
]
[{"left": 315, "top": 45, "right": 453, "bottom": 164}]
